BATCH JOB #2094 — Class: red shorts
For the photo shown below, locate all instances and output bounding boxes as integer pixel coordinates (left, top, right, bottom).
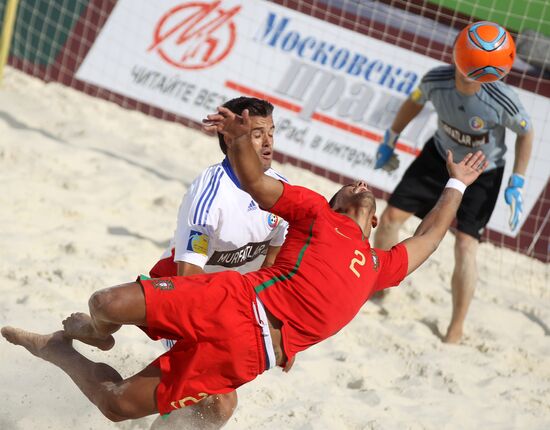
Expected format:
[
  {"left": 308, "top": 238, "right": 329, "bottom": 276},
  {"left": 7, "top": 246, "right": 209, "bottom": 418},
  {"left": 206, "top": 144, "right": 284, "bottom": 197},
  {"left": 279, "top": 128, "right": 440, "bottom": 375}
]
[
  {"left": 138, "top": 272, "right": 266, "bottom": 415},
  {"left": 148, "top": 248, "right": 177, "bottom": 278}
]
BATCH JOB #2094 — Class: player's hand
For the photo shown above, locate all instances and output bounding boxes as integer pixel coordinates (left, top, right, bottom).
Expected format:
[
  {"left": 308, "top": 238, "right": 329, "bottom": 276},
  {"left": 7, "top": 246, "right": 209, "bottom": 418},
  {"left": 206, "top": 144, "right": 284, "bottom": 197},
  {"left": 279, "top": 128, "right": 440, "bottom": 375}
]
[
  {"left": 202, "top": 107, "right": 251, "bottom": 144},
  {"left": 504, "top": 173, "right": 524, "bottom": 231},
  {"left": 374, "top": 129, "right": 400, "bottom": 172},
  {"left": 446, "top": 150, "right": 488, "bottom": 186}
]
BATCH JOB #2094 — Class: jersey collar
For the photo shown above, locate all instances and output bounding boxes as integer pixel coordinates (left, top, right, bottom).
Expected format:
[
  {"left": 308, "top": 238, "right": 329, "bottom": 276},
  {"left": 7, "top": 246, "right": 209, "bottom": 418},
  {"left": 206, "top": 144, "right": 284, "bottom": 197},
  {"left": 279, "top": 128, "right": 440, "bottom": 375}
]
[
  {"left": 333, "top": 211, "right": 371, "bottom": 243},
  {"left": 222, "top": 157, "right": 241, "bottom": 189}
]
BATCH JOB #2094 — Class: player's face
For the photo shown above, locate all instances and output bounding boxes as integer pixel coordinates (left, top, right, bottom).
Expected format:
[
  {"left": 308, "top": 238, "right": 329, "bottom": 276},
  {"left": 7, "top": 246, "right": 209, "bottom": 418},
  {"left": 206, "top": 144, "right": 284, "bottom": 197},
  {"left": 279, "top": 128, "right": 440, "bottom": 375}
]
[
  {"left": 337, "top": 181, "right": 376, "bottom": 212},
  {"left": 249, "top": 115, "right": 275, "bottom": 171}
]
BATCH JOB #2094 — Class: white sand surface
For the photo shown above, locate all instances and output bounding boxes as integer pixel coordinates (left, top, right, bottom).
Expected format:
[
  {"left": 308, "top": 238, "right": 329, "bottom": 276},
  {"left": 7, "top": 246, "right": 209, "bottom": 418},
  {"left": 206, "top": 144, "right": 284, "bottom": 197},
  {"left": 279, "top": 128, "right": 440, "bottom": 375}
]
[{"left": 0, "top": 68, "right": 549, "bottom": 430}]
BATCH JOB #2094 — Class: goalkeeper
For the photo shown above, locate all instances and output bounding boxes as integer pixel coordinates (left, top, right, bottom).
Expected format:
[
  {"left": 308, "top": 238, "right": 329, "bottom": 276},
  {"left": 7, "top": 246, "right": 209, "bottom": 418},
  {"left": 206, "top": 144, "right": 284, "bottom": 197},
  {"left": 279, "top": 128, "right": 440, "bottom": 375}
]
[{"left": 373, "top": 22, "right": 534, "bottom": 344}]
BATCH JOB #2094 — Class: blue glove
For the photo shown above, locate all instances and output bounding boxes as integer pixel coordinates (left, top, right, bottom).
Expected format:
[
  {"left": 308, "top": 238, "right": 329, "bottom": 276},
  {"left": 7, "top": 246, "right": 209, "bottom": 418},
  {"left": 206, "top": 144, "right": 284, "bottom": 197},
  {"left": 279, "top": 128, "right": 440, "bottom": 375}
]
[
  {"left": 375, "top": 129, "right": 400, "bottom": 171},
  {"left": 504, "top": 173, "right": 525, "bottom": 231}
]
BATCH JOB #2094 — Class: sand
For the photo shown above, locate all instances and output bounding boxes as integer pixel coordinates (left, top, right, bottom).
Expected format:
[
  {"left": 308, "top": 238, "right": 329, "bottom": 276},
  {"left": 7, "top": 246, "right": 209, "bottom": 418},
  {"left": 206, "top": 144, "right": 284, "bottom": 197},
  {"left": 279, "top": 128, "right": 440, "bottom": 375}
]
[{"left": 0, "top": 68, "right": 549, "bottom": 430}]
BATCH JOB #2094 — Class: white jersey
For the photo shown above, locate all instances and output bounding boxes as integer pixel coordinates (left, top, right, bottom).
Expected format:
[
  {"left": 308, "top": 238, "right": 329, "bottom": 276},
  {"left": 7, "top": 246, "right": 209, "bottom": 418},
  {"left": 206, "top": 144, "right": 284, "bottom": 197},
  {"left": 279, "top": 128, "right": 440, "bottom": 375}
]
[{"left": 156, "top": 158, "right": 289, "bottom": 274}]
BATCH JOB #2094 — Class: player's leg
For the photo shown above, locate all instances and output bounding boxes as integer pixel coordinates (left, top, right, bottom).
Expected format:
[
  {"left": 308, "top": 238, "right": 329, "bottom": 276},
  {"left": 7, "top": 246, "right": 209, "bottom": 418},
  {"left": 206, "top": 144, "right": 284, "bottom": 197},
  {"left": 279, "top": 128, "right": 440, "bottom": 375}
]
[
  {"left": 372, "top": 205, "right": 412, "bottom": 301},
  {"left": 444, "top": 166, "right": 503, "bottom": 343},
  {"left": 374, "top": 139, "right": 446, "bottom": 301},
  {"left": 0, "top": 327, "right": 160, "bottom": 421},
  {"left": 193, "top": 392, "right": 238, "bottom": 426},
  {"left": 374, "top": 205, "right": 413, "bottom": 249},
  {"left": 147, "top": 272, "right": 265, "bottom": 428},
  {"left": 63, "top": 281, "right": 146, "bottom": 350},
  {"left": 444, "top": 231, "right": 479, "bottom": 343},
  {"left": 151, "top": 391, "right": 238, "bottom": 429},
  {"left": 375, "top": 138, "right": 445, "bottom": 251}
]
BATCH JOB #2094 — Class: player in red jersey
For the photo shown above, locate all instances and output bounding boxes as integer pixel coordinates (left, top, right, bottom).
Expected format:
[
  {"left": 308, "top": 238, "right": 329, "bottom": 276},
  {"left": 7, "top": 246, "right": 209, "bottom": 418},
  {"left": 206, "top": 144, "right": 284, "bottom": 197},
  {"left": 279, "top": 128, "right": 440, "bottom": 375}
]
[{"left": 1, "top": 105, "right": 488, "bottom": 423}]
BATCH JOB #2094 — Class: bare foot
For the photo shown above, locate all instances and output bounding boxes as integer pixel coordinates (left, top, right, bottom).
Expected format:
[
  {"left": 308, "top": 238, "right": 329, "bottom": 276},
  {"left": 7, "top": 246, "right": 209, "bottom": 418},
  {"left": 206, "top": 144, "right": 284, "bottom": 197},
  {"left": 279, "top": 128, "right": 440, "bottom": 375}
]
[
  {"left": 443, "top": 325, "right": 463, "bottom": 344},
  {"left": 62, "top": 312, "right": 115, "bottom": 351},
  {"left": 1, "top": 327, "right": 71, "bottom": 362}
]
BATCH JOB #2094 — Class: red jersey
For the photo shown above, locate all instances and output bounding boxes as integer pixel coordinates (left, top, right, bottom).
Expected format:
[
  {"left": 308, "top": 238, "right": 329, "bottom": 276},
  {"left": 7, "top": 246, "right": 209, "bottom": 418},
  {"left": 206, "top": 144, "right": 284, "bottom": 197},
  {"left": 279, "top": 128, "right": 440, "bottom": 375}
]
[{"left": 244, "top": 183, "right": 408, "bottom": 363}]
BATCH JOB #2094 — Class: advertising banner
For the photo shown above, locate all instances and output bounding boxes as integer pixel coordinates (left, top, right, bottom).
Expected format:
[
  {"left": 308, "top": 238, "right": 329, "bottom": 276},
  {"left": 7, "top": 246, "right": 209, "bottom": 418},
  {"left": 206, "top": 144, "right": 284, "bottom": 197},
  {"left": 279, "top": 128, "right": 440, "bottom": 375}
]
[{"left": 76, "top": 0, "right": 550, "bottom": 237}]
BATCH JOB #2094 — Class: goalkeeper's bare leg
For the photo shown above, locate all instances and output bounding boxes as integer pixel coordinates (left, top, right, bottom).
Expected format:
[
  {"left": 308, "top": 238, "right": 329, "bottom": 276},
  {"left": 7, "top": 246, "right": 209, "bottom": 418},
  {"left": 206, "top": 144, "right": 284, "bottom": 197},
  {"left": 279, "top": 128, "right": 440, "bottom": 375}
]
[
  {"left": 372, "top": 205, "right": 413, "bottom": 300},
  {"left": 444, "top": 232, "right": 478, "bottom": 344}
]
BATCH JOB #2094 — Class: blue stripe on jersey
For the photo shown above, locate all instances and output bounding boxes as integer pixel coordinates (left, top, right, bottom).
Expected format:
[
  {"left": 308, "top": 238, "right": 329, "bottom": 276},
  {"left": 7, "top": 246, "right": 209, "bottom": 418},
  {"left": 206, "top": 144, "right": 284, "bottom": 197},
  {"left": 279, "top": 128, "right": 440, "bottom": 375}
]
[
  {"left": 193, "top": 167, "right": 223, "bottom": 226},
  {"left": 201, "top": 169, "right": 224, "bottom": 226},
  {"left": 270, "top": 170, "right": 289, "bottom": 183},
  {"left": 222, "top": 157, "right": 241, "bottom": 188},
  {"left": 199, "top": 167, "right": 224, "bottom": 226},
  {"left": 193, "top": 168, "right": 217, "bottom": 225},
  {"left": 484, "top": 84, "right": 519, "bottom": 115}
]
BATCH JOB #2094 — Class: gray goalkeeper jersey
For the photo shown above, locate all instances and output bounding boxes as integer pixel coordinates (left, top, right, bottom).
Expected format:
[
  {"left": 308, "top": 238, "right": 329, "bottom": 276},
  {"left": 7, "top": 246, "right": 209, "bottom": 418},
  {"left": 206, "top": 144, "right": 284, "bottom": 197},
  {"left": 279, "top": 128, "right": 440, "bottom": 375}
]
[{"left": 411, "top": 65, "right": 531, "bottom": 170}]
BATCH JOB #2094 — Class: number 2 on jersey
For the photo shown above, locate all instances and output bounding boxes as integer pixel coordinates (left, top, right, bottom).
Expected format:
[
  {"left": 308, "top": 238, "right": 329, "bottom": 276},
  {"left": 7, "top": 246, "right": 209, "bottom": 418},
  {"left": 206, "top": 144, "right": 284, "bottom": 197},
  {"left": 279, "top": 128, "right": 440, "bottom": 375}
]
[{"left": 349, "top": 250, "right": 366, "bottom": 278}]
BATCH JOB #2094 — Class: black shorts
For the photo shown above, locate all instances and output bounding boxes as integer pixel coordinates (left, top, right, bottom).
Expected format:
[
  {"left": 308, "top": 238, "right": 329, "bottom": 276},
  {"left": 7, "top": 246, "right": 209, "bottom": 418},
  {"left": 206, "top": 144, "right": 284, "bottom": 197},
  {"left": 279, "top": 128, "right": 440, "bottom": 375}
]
[{"left": 388, "top": 138, "right": 504, "bottom": 239}]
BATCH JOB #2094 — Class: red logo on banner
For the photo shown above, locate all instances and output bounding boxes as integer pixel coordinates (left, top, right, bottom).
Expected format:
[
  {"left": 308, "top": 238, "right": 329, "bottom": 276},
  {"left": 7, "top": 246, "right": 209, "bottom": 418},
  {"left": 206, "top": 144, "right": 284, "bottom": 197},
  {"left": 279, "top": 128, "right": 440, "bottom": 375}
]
[{"left": 148, "top": 1, "right": 241, "bottom": 70}]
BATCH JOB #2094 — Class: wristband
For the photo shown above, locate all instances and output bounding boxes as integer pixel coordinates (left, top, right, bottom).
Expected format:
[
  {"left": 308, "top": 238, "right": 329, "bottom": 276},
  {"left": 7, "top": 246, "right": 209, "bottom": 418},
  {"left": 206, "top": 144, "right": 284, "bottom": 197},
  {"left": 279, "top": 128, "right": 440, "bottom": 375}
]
[{"left": 445, "top": 178, "right": 467, "bottom": 195}]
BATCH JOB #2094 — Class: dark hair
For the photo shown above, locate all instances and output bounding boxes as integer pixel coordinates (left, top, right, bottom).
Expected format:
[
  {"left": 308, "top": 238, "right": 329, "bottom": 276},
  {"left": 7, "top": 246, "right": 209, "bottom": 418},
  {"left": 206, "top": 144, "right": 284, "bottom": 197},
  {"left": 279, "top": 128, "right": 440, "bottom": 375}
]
[
  {"left": 328, "top": 191, "right": 339, "bottom": 208},
  {"left": 217, "top": 97, "right": 274, "bottom": 154}
]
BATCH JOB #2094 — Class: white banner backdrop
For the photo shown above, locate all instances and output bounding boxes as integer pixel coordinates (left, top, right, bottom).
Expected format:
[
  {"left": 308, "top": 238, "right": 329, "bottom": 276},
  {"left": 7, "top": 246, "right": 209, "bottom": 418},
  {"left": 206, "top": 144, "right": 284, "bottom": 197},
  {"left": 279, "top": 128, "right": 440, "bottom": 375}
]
[{"left": 76, "top": 0, "right": 550, "bottom": 237}]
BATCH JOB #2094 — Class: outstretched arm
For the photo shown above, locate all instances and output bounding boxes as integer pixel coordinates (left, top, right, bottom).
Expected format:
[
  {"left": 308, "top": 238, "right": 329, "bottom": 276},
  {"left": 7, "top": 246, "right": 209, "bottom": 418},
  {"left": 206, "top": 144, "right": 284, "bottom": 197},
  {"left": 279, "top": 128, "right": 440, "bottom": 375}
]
[
  {"left": 400, "top": 150, "right": 489, "bottom": 275},
  {"left": 391, "top": 98, "right": 424, "bottom": 134},
  {"left": 203, "top": 107, "right": 283, "bottom": 209},
  {"left": 503, "top": 129, "right": 534, "bottom": 230},
  {"left": 375, "top": 98, "right": 424, "bottom": 171},
  {"left": 511, "top": 128, "right": 533, "bottom": 176}
]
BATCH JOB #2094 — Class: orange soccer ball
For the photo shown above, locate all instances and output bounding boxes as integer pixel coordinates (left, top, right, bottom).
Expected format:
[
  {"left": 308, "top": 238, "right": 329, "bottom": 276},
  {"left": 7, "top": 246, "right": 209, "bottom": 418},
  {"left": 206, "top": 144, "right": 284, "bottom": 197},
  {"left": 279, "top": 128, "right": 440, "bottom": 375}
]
[{"left": 453, "top": 21, "right": 516, "bottom": 83}]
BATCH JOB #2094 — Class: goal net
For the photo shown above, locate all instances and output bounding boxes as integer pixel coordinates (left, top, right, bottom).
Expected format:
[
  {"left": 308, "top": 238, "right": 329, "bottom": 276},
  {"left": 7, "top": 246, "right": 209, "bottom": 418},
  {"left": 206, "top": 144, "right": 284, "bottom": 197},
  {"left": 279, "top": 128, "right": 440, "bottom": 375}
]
[{"left": 2, "top": 0, "right": 548, "bottom": 266}]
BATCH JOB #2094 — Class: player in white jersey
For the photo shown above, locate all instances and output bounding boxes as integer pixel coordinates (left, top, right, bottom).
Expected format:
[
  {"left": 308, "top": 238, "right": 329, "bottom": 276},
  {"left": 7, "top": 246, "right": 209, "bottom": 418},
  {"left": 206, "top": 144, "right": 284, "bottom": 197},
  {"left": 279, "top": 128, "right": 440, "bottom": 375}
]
[
  {"left": 373, "top": 24, "right": 534, "bottom": 344},
  {"left": 150, "top": 159, "right": 288, "bottom": 278},
  {"left": 148, "top": 97, "right": 289, "bottom": 428}
]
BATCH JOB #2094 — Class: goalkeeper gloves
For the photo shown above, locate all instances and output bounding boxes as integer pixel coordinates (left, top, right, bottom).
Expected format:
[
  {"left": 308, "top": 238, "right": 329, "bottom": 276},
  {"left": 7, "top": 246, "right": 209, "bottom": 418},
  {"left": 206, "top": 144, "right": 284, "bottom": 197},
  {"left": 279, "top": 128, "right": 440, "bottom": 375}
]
[
  {"left": 374, "top": 129, "right": 400, "bottom": 172},
  {"left": 504, "top": 173, "right": 525, "bottom": 231}
]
